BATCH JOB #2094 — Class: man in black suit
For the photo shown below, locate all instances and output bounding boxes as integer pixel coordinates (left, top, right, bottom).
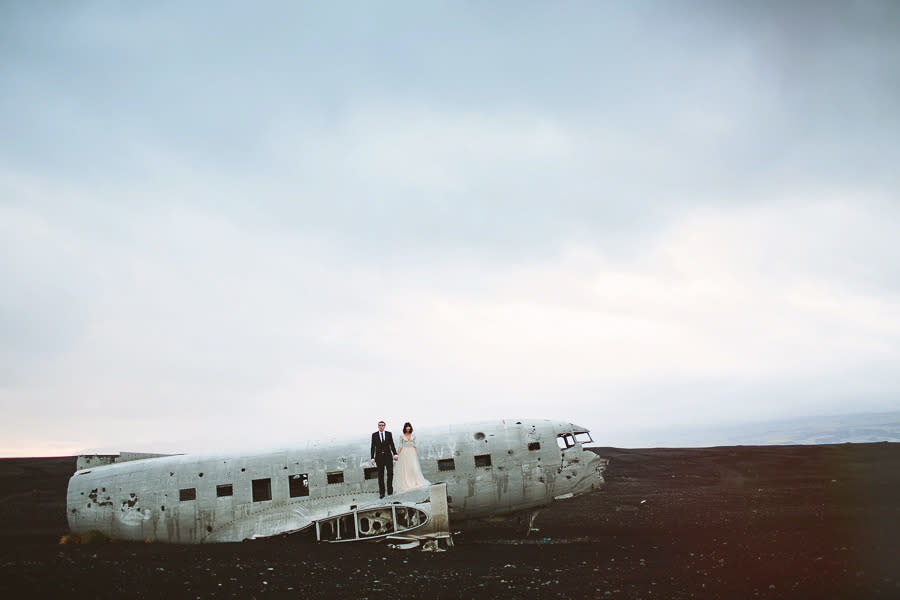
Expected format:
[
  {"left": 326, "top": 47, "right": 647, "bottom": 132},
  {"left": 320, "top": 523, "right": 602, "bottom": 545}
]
[{"left": 370, "top": 420, "right": 398, "bottom": 498}]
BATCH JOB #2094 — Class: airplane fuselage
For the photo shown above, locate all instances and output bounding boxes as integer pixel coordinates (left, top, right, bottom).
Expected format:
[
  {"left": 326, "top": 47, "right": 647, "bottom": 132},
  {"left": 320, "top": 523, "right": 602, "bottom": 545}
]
[{"left": 66, "top": 419, "right": 606, "bottom": 543}]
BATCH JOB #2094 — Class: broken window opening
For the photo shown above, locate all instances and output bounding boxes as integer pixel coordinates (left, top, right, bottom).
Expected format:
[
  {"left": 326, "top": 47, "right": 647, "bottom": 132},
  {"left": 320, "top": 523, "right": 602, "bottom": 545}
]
[
  {"left": 179, "top": 488, "right": 196, "bottom": 501},
  {"left": 289, "top": 473, "right": 310, "bottom": 497},
  {"left": 528, "top": 442, "right": 541, "bottom": 451},
  {"left": 474, "top": 454, "right": 492, "bottom": 468},
  {"left": 327, "top": 471, "right": 344, "bottom": 485},
  {"left": 363, "top": 467, "right": 379, "bottom": 480},
  {"left": 438, "top": 458, "right": 455, "bottom": 472},
  {"left": 252, "top": 478, "right": 272, "bottom": 502},
  {"left": 216, "top": 484, "right": 233, "bottom": 497},
  {"left": 574, "top": 431, "right": 593, "bottom": 444},
  {"left": 556, "top": 434, "right": 575, "bottom": 449}
]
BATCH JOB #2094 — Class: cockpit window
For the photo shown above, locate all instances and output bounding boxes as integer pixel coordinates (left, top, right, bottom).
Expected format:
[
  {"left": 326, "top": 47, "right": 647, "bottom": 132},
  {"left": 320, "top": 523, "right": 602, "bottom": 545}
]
[
  {"left": 574, "top": 431, "right": 593, "bottom": 444},
  {"left": 556, "top": 434, "right": 575, "bottom": 449}
]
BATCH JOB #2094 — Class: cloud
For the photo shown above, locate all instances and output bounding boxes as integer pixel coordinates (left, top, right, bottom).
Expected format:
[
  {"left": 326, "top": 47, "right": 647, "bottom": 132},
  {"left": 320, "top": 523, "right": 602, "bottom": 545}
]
[
  {"left": 4, "top": 174, "right": 897, "bottom": 454},
  {"left": 2, "top": 2, "right": 899, "bottom": 454}
]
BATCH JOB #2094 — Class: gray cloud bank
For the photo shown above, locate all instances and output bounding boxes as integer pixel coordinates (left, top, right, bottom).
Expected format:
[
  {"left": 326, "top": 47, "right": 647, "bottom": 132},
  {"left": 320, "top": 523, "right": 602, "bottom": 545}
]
[{"left": 2, "top": 2, "right": 899, "bottom": 455}]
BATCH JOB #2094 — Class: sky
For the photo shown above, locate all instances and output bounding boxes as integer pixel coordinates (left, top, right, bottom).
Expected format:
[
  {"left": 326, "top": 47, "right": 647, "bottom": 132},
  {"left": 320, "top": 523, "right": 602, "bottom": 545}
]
[{"left": 2, "top": 1, "right": 899, "bottom": 456}]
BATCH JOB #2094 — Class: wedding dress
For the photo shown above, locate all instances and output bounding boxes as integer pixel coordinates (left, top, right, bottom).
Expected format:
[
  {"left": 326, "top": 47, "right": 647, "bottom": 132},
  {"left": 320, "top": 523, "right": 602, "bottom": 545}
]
[{"left": 393, "top": 433, "right": 431, "bottom": 493}]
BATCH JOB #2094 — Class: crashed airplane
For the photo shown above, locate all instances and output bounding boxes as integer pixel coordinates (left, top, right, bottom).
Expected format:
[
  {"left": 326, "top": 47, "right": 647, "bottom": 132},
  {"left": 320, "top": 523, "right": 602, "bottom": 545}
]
[{"left": 67, "top": 419, "right": 607, "bottom": 546}]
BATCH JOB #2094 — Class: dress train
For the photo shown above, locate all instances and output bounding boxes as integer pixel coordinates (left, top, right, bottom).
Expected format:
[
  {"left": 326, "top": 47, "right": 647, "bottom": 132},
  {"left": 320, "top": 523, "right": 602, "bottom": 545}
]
[{"left": 394, "top": 433, "right": 431, "bottom": 493}]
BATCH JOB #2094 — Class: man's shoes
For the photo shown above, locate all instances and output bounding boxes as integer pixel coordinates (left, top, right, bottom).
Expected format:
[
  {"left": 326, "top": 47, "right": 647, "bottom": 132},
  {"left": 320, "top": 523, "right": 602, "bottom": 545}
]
[{"left": 379, "top": 495, "right": 385, "bottom": 499}]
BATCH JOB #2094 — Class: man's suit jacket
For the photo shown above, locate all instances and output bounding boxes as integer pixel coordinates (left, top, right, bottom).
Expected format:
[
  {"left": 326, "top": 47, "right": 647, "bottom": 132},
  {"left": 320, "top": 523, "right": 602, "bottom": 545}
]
[{"left": 371, "top": 431, "right": 397, "bottom": 464}]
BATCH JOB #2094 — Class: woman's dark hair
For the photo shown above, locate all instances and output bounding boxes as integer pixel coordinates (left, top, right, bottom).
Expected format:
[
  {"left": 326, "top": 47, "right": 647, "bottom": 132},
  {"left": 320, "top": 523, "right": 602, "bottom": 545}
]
[{"left": 403, "top": 422, "right": 413, "bottom": 433}]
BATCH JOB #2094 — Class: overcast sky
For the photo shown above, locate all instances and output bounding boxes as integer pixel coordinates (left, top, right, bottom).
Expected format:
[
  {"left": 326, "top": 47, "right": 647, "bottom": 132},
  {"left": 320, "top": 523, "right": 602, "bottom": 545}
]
[{"left": 2, "top": 1, "right": 899, "bottom": 456}]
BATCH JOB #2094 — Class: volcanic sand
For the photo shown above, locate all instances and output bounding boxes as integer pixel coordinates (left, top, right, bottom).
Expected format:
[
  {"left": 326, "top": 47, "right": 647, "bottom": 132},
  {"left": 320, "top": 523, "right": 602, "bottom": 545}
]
[{"left": 1, "top": 444, "right": 898, "bottom": 599}]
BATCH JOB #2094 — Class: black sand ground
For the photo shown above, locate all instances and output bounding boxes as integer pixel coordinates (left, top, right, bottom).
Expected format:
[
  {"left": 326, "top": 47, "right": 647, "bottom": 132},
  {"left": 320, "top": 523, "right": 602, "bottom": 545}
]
[{"left": 1, "top": 443, "right": 898, "bottom": 599}]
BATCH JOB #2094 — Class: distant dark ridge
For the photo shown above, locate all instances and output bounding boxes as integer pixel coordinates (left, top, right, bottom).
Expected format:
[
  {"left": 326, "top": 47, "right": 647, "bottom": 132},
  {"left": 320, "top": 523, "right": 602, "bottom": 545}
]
[
  {"left": 0, "top": 456, "right": 75, "bottom": 461},
  {"left": 608, "top": 411, "right": 900, "bottom": 447}
]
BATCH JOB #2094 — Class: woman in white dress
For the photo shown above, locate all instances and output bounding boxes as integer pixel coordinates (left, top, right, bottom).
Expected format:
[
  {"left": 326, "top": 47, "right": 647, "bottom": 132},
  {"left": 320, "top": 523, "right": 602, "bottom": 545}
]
[{"left": 393, "top": 422, "right": 431, "bottom": 493}]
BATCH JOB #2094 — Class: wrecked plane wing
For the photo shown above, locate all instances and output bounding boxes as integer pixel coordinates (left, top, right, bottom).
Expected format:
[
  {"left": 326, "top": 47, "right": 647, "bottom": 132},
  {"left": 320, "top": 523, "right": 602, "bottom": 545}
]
[
  {"left": 67, "top": 419, "right": 607, "bottom": 545},
  {"left": 313, "top": 484, "right": 451, "bottom": 548}
]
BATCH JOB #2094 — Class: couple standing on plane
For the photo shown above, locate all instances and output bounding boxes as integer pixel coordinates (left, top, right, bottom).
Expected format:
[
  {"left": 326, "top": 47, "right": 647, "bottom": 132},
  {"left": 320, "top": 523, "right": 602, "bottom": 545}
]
[{"left": 370, "top": 420, "right": 430, "bottom": 498}]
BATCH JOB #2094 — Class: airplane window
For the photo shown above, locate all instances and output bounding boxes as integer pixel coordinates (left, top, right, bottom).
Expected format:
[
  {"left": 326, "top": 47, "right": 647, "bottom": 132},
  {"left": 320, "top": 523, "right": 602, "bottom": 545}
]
[
  {"left": 574, "top": 432, "right": 593, "bottom": 444},
  {"left": 179, "top": 488, "right": 196, "bottom": 501},
  {"left": 216, "top": 484, "right": 233, "bottom": 497},
  {"left": 252, "top": 478, "right": 272, "bottom": 502},
  {"left": 438, "top": 458, "right": 455, "bottom": 472},
  {"left": 288, "top": 473, "right": 309, "bottom": 497},
  {"left": 363, "top": 467, "right": 379, "bottom": 480},
  {"left": 528, "top": 442, "right": 541, "bottom": 451},
  {"left": 327, "top": 471, "right": 344, "bottom": 484},
  {"left": 556, "top": 434, "right": 575, "bottom": 449},
  {"left": 474, "top": 454, "right": 492, "bottom": 468}
]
